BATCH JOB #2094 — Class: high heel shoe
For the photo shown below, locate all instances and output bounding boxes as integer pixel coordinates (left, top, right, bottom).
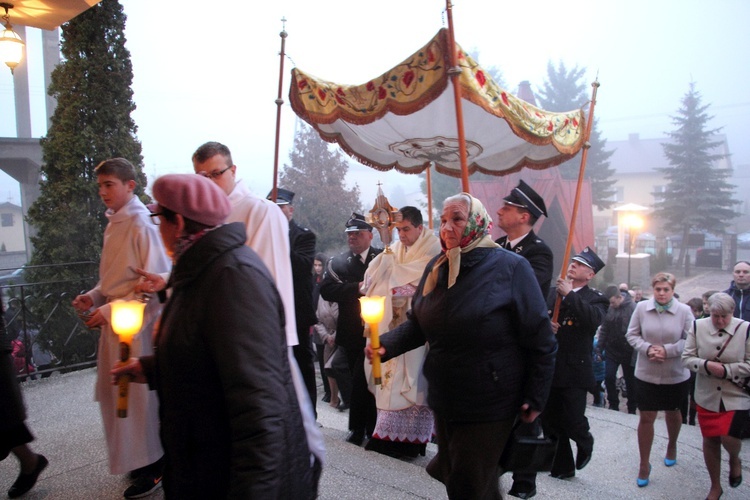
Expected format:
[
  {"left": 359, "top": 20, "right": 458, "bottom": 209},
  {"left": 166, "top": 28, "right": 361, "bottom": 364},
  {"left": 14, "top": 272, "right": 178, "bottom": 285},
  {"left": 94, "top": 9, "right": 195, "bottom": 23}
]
[
  {"left": 704, "top": 487, "right": 723, "bottom": 500},
  {"left": 664, "top": 456, "right": 677, "bottom": 467},
  {"left": 636, "top": 464, "right": 651, "bottom": 487},
  {"left": 729, "top": 458, "right": 742, "bottom": 487}
]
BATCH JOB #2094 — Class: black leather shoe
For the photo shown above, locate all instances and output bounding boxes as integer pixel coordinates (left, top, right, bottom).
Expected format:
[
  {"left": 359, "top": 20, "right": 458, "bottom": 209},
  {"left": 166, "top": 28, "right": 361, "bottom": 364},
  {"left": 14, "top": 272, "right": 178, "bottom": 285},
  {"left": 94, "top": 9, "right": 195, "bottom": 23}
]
[
  {"left": 507, "top": 486, "right": 537, "bottom": 498},
  {"left": 337, "top": 402, "right": 350, "bottom": 412},
  {"left": 321, "top": 393, "right": 331, "bottom": 403},
  {"left": 345, "top": 430, "right": 365, "bottom": 446},
  {"left": 8, "top": 454, "right": 48, "bottom": 498},
  {"left": 550, "top": 470, "right": 575, "bottom": 480},
  {"left": 576, "top": 433, "right": 594, "bottom": 470}
]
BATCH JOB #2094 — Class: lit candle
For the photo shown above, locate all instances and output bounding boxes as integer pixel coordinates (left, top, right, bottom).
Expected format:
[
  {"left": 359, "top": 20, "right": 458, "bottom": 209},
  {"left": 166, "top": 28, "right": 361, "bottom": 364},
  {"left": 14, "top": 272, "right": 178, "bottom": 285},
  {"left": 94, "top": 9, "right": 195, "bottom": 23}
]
[
  {"left": 359, "top": 295, "right": 386, "bottom": 385},
  {"left": 110, "top": 300, "right": 146, "bottom": 418}
]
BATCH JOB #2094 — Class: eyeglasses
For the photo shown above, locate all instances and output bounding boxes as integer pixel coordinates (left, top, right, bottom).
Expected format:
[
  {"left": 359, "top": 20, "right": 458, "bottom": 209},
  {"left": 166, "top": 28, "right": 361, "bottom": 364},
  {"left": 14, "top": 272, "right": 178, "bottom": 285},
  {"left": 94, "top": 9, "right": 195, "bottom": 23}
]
[
  {"left": 149, "top": 212, "right": 163, "bottom": 226},
  {"left": 198, "top": 165, "right": 232, "bottom": 179}
]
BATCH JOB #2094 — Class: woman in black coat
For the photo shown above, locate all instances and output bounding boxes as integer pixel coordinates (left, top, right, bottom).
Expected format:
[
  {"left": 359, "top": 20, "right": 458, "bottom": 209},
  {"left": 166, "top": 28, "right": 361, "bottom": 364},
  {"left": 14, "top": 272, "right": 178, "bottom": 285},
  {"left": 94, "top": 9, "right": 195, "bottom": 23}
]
[
  {"left": 1, "top": 304, "right": 49, "bottom": 498},
  {"left": 368, "top": 193, "right": 557, "bottom": 500},
  {"left": 113, "top": 174, "right": 315, "bottom": 499}
]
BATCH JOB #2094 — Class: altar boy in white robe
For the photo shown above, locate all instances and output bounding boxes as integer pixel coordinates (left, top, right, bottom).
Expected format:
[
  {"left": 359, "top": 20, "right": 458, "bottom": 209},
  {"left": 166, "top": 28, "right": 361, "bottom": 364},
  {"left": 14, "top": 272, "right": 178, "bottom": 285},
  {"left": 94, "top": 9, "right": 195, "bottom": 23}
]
[
  {"left": 362, "top": 206, "right": 441, "bottom": 458},
  {"left": 72, "top": 158, "right": 171, "bottom": 499}
]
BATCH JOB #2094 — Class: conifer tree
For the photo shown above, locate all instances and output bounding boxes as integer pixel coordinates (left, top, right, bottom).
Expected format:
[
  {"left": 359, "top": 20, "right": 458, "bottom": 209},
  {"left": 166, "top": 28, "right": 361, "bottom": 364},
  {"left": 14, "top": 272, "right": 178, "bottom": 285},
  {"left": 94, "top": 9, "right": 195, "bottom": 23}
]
[
  {"left": 26, "top": 0, "right": 144, "bottom": 281},
  {"left": 279, "top": 123, "right": 362, "bottom": 254},
  {"left": 537, "top": 61, "right": 616, "bottom": 209},
  {"left": 653, "top": 82, "right": 736, "bottom": 266}
]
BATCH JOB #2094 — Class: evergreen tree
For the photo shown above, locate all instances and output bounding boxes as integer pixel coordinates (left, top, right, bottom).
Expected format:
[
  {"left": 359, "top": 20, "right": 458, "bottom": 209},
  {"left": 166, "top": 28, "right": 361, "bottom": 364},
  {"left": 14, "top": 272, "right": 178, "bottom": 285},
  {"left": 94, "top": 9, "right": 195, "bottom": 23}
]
[
  {"left": 26, "top": 0, "right": 144, "bottom": 282},
  {"left": 279, "top": 122, "right": 362, "bottom": 255},
  {"left": 653, "top": 82, "right": 736, "bottom": 266},
  {"left": 537, "top": 61, "right": 616, "bottom": 210},
  {"left": 18, "top": 0, "right": 142, "bottom": 364}
]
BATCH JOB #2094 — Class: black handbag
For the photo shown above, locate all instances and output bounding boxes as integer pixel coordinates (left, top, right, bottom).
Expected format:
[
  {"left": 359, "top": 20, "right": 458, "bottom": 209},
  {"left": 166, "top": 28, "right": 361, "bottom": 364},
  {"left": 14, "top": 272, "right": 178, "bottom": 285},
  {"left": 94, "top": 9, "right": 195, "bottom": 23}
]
[{"left": 499, "top": 420, "right": 557, "bottom": 473}]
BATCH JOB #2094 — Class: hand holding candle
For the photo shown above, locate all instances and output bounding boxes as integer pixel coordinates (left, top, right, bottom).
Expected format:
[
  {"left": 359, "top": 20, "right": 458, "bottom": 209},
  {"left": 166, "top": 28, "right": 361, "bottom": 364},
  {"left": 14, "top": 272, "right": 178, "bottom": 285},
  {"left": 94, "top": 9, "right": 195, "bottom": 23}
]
[
  {"left": 359, "top": 295, "right": 386, "bottom": 386},
  {"left": 110, "top": 300, "right": 146, "bottom": 418}
]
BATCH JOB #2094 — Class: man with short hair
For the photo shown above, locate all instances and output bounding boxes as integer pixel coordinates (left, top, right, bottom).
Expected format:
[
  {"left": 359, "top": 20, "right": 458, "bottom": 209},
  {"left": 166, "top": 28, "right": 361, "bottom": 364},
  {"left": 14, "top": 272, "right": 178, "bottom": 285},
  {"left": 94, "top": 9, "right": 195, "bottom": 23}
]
[
  {"left": 362, "top": 206, "right": 441, "bottom": 458},
  {"left": 542, "top": 247, "right": 608, "bottom": 480},
  {"left": 495, "top": 179, "right": 554, "bottom": 295},
  {"left": 496, "top": 180, "right": 553, "bottom": 499},
  {"left": 724, "top": 261, "right": 750, "bottom": 321},
  {"left": 320, "top": 213, "right": 383, "bottom": 445},
  {"left": 190, "top": 142, "right": 324, "bottom": 486},
  {"left": 268, "top": 188, "right": 318, "bottom": 417},
  {"left": 598, "top": 285, "right": 637, "bottom": 414},
  {"left": 191, "top": 142, "right": 298, "bottom": 349}
]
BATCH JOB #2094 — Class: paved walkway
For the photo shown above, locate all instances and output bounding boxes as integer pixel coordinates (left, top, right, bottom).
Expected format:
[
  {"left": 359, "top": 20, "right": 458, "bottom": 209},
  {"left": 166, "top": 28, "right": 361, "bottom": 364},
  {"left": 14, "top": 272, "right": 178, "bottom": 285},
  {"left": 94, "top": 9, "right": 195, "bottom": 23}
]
[{"left": 2, "top": 363, "right": 750, "bottom": 499}]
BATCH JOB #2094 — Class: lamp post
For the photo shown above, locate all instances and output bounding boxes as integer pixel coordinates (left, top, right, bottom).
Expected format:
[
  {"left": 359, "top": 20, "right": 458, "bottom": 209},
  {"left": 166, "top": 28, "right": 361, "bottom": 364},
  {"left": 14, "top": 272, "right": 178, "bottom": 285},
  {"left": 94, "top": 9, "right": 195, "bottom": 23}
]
[
  {"left": 622, "top": 213, "right": 644, "bottom": 288},
  {"left": 359, "top": 295, "right": 385, "bottom": 386},
  {"left": 110, "top": 300, "right": 146, "bottom": 418}
]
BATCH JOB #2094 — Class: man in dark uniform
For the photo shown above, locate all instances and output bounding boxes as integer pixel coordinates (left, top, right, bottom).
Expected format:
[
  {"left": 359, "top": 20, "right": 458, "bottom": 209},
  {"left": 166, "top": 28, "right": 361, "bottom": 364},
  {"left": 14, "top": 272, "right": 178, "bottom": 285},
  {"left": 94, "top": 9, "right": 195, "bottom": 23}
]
[
  {"left": 496, "top": 180, "right": 554, "bottom": 499},
  {"left": 268, "top": 188, "right": 318, "bottom": 417},
  {"left": 543, "top": 247, "right": 608, "bottom": 480},
  {"left": 320, "top": 213, "right": 383, "bottom": 445},
  {"left": 496, "top": 179, "right": 554, "bottom": 296}
]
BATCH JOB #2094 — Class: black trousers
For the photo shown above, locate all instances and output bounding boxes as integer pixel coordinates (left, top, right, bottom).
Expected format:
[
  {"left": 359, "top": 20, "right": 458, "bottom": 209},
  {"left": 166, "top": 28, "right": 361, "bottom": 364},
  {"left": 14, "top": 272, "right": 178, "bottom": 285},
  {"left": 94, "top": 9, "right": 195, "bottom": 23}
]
[
  {"left": 542, "top": 386, "right": 590, "bottom": 474},
  {"left": 344, "top": 345, "right": 376, "bottom": 435},
  {"left": 293, "top": 330, "right": 317, "bottom": 418},
  {"left": 429, "top": 413, "right": 514, "bottom": 500},
  {"left": 314, "top": 341, "right": 330, "bottom": 397}
]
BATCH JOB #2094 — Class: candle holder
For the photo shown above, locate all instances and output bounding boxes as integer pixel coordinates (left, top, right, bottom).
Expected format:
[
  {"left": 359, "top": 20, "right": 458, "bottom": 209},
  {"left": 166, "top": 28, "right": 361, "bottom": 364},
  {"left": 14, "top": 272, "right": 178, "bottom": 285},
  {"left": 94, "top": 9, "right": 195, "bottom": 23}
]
[
  {"left": 110, "top": 299, "right": 146, "bottom": 418},
  {"left": 359, "top": 295, "right": 386, "bottom": 385}
]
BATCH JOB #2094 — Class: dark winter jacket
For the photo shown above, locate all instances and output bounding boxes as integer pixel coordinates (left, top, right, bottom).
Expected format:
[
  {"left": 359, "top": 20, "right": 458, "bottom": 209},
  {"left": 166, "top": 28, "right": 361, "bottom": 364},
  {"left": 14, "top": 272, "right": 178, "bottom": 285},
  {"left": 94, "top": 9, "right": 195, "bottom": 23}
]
[
  {"left": 141, "top": 222, "right": 313, "bottom": 499},
  {"left": 289, "top": 219, "right": 317, "bottom": 333},
  {"left": 379, "top": 247, "right": 557, "bottom": 422},
  {"left": 1, "top": 303, "right": 27, "bottom": 433},
  {"left": 725, "top": 281, "right": 750, "bottom": 321},
  {"left": 598, "top": 293, "right": 636, "bottom": 363}
]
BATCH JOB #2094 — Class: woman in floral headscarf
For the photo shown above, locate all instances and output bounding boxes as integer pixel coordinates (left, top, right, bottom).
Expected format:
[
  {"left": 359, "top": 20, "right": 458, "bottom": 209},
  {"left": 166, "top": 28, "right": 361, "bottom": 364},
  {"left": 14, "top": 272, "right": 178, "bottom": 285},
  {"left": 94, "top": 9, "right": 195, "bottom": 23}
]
[{"left": 367, "top": 193, "right": 557, "bottom": 500}]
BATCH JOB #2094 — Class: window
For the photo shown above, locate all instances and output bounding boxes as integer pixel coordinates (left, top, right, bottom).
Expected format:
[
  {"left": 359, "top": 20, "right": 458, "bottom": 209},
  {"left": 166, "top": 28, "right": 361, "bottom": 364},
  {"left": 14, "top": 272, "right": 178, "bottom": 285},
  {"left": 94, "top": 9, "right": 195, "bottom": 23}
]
[
  {"left": 652, "top": 185, "right": 667, "bottom": 203},
  {"left": 1, "top": 214, "right": 13, "bottom": 227}
]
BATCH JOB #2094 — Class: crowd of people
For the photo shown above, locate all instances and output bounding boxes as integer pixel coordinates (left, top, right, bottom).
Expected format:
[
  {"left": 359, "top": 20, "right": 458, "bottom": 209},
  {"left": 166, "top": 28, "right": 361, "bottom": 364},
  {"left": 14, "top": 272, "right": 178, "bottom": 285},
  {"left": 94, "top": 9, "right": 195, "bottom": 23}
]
[{"left": 3, "top": 158, "right": 750, "bottom": 500}]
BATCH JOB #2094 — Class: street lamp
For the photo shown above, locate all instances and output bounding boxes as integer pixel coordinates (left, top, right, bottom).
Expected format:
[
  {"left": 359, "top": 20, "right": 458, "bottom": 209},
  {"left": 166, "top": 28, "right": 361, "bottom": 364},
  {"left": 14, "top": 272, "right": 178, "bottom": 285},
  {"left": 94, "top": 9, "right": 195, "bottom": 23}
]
[{"left": 622, "top": 213, "right": 644, "bottom": 288}]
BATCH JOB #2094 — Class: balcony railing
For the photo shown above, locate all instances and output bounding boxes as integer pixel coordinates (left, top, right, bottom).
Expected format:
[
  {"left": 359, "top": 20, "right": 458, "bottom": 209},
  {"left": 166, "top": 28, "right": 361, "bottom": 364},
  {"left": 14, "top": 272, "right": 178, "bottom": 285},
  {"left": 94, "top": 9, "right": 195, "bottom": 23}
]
[{"left": 4, "top": 262, "right": 99, "bottom": 380}]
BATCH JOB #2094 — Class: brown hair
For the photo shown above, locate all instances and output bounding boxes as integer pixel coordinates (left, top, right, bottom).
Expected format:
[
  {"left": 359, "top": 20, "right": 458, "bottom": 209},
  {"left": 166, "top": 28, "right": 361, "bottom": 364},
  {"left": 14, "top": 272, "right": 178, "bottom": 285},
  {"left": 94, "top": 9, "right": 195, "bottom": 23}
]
[
  {"left": 651, "top": 272, "right": 676, "bottom": 290},
  {"left": 94, "top": 158, "right": 136, "bottom": 183},
  {"left": 192, "top": 141, "right": 233, "bottom": 166}
]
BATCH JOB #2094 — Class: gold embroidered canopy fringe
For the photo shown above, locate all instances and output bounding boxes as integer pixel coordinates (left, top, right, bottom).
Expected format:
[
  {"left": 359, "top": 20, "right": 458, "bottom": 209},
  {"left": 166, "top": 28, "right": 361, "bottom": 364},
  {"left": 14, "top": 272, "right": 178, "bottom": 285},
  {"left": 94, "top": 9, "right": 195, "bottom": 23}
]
[{"left": 289, "top": 28, "right": 587, "bottom": 179}]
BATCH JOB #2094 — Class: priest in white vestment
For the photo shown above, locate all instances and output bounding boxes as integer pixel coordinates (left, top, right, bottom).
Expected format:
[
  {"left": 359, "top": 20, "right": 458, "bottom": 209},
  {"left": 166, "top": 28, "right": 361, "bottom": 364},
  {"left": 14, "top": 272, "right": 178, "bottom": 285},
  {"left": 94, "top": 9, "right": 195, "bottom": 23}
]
[{"left": 362, "top": 206, "right": 441, "bottom": 458}]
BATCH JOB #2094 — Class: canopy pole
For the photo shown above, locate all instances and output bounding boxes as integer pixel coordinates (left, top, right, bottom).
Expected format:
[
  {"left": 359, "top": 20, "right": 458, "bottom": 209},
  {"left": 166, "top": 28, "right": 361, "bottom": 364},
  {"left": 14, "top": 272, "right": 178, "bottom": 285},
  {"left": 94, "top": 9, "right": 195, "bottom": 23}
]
[
  {"left": 426, "top": 163, "right": 434, "bottom": 229},
  {"left": 445, "top": 0, "right": 470, "bottom": 193},
  {"left": 271, "top": 18, "right": 288, "bottom": 203},
  {"left": 552, "top": 79, "right": 600, "bottom": 324}
]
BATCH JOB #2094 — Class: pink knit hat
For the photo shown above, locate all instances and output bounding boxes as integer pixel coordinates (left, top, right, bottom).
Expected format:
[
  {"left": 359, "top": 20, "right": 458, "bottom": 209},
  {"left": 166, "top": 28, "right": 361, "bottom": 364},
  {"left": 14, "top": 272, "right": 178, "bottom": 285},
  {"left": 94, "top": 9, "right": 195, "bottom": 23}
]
[{"left": 151, "top": 174, "right": 231, "bottom": 227}]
